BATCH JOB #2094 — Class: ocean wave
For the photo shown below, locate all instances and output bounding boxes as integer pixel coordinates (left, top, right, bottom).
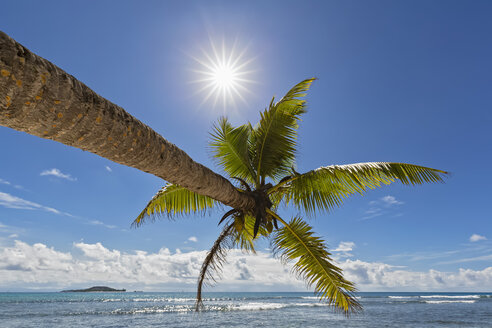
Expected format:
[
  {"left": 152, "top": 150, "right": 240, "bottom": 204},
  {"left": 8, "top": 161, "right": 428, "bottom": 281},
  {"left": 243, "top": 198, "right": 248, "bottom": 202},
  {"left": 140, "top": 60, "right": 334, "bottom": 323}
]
[
  {"left": 420, "top": 295, "right": 480, "bottom": 299},
  {"left": 301, "top": 296, "right": 361, "bottom": 300},
  {"left": 292, "top": 303, "right": 326, "bottom": 307},
  {"left": 424, "top": 300, "right": 476, "bottom": 304},
  {"left": 226, "top": 302, "right": 287, "bottom": 311},
  {"left": 112, "top": 305, "right": 190, "bottom": 314},
  {"left": 203, "top": 302, "right": 328, "bottom": 312},
  {"left": 388, "top": 296, "right": 419, "bottom": 299},
  {"left": 109, "top": 301, "right": 331, "bottom": 315}
]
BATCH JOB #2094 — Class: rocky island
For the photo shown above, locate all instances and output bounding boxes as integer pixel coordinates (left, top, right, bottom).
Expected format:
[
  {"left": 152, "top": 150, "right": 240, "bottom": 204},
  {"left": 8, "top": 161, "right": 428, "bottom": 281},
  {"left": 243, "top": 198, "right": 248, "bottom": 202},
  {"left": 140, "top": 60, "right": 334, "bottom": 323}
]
[{"left": 61, "top": 286, "right": 126, "bottom": 292}]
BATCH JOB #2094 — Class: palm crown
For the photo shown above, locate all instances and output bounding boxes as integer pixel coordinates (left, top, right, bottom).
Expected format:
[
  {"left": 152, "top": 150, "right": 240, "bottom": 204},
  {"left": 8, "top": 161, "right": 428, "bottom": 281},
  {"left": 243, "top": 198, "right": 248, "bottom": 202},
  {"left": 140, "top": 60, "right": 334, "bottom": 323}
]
[{"left": 133, "top": 78, "right": 447, "bottom": 314}]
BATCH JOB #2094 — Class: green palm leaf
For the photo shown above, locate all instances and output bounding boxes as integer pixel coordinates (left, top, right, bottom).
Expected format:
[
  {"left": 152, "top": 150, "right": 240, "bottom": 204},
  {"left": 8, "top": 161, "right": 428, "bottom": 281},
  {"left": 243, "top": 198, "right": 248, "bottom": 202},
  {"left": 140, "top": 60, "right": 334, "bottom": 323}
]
[
  {"left": 274, "top": 162, "right": 448, "bottom": 215},
  {"left": 269, "top": 212, "right": 361, "bottom": 315},
  {"left": 251, "top": 78, "right": 316, "bottom": 184},
  {"left": 196, "top": 217, "right": 258, "bottom": 310},
  {"left": 210, "top": 117, "right": 256, "bottom": 183},
  {"left": 133, "top": 183, "right": 220, "bottom": 226},
  {"left": 195, "top": 222, "right": 235, "bottom": 311}
]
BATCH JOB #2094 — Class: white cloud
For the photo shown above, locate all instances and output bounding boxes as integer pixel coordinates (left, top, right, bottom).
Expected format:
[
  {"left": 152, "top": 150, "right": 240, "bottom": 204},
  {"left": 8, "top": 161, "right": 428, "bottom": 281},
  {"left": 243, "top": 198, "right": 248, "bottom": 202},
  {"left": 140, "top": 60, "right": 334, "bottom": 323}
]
[
  {"left": 0, "top": 222, "right": 23, "bottom": 237},
  {"left": 0, "top": 240, "right": 303, "bottom": 291},
  {"left": 105, "top": 166, "right": 112, "bottom": 172},
  {"left": 438, "top": 254, "right": 492, "bottom": 265},
  {"left": 40, "top": 168, "right": 76, "bottom": 181},
  {"left": 188, "top": 236, "right": 198, "bottom": 243},
  {"left": 381, "top": 195, "right": 404, "bottom": 206},
  {"left": 0, "top": 193, "right": 116, "bottom": 230},
  {"left": 334, "top": 241, "right": 355, "bottom": 253},
  {"left": 0, "top": 178, "right": 11, "bottom": 185},
  {"left": 470, "top": 234, "right": 487, "bottom": 242},
  {"left": 340, "top": 259, "right": 492, "bottom": 291},
  {"left": 0, "top": 191, "right": 62, "bottom": 214},
  {"left": 0, "top": 178, "right": 24, "bottom": 190},
  {"left": 362, "top": 195, "right": 404, "bottom": 220},
  {"left": 89, "top": 220, "right": 117, "bottom": 229},
  {"left": 1, "top": 240, "right": 491, "bottom": 292}
]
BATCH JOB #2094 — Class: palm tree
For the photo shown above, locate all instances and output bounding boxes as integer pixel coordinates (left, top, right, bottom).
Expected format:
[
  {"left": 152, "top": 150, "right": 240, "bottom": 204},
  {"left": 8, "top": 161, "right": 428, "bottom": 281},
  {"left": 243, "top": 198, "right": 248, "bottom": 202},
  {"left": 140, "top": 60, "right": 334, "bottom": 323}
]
[
  {"left": 133, "top": 78, "right": 447, "bottom": 314},
  {"left": 1, "top": 31, "right": 447, "bottom": 314},
  {"left": 0, "top": 31, "right": 253, "bottom": 210}
]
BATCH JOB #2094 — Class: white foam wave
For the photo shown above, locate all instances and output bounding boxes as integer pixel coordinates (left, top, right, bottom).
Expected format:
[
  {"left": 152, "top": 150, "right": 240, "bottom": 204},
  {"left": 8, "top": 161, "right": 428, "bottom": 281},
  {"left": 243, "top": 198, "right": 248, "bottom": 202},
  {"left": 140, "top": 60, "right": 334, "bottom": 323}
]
[
  {"left": 301, "top": 296, "right": 361, "bottom": 300},
  {"left": 293, "top": 303, "right": 325, "bottom": 307},
  {"left": 420, "top": 295, "right": 480, "bottom": 299},
  {"left": 230, "top": 302, "right": 287, "bottom": 311},
  {"left": 388, "top": 296, "right": 419, "bottom": 299},
  {"left": 425, "top": 300, "right": 476, "bottom": 304},
  {"left": 132, "top": 297, "right": 195, "bottom": 302}
]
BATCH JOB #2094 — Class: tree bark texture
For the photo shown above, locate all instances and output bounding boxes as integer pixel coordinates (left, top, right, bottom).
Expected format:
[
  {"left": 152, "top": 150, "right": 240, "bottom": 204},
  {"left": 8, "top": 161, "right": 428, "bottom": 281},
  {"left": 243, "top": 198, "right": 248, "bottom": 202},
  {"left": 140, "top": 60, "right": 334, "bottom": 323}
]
[{"left": 0, "top": 31, "right": 254, "bottom": 211}]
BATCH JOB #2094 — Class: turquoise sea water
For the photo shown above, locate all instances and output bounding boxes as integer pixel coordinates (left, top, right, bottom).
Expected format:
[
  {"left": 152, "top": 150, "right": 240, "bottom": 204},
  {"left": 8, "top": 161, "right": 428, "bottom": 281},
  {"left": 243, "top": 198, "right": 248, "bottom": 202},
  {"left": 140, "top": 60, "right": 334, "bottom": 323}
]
[{"left": 1, "top": 292, "right": 491, "bottom": 327}]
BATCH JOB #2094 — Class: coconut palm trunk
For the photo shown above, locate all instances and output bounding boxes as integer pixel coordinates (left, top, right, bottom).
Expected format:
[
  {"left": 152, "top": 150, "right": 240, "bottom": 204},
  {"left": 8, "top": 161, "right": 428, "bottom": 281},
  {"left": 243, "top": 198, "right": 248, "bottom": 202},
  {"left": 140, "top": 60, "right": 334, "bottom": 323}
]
[{"left": 0, "top": 31, "right": 254, "bottom": 211}]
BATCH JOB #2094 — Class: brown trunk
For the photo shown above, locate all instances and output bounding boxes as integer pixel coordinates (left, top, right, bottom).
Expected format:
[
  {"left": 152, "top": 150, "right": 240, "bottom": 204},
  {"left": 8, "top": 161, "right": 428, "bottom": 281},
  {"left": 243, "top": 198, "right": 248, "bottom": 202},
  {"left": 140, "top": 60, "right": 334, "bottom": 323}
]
[{"left": 0, "top": 31, "right": 254, "bottom": 211}]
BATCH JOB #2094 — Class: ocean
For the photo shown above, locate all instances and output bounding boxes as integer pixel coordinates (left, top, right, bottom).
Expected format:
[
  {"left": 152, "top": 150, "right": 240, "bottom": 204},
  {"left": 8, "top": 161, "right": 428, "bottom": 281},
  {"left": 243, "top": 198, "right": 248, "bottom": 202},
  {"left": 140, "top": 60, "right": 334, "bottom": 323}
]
[{"left": 0, "top": 292, "right": 490, "bottom": 327}]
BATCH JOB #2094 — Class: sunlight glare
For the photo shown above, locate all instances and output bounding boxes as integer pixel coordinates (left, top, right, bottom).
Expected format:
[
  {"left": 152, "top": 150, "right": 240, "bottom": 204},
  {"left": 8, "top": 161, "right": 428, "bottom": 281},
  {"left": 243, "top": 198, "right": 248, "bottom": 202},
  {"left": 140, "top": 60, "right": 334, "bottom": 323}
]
[{"left": 191, "top": 39, "right": 255, "bottom": 112}]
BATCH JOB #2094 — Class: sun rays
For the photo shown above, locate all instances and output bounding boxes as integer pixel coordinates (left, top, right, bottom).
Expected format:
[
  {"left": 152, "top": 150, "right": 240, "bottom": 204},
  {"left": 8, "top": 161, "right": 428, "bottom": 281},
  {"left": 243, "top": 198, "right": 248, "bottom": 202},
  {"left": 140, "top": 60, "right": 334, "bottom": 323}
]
[{"left": 190, "top": 39, "right": 256, "bottom": 112}]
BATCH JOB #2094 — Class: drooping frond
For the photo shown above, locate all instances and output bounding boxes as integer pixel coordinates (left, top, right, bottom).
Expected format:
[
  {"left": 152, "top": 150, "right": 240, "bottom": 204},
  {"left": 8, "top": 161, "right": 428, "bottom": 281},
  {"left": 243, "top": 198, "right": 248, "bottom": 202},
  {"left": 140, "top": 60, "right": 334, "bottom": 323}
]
[
  {"left": 251, "top": 78, "right": 316, "bottom": 183},
  {"left": 133, "top": 183, "right": 220, "bottom": 227},
  {"left": 210, "top": 117, "right": 256, "bottom": 183},
  {"left": 195, "top": 222, "right": 235, "bottom": 311},
  {"left": 269, "top": 213, "right": 361, "bottom": 315},
  {"left": 273, "top": 162, "right": 448, "bottom": 215}
]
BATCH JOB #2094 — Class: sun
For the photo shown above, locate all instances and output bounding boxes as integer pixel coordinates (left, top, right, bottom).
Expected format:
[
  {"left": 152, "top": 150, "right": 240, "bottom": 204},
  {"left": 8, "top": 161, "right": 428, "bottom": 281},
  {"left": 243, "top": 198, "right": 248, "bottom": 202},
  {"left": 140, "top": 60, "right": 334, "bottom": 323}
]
[{"left": 191, "top": 40, "right": 255, "bottom": 111}]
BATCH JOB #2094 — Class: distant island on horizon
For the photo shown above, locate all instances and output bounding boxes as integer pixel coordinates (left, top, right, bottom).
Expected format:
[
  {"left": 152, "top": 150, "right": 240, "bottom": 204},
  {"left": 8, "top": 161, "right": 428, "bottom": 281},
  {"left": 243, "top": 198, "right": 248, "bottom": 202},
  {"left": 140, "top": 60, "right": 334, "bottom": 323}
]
[{"left": 61, "top": 286, "right": 126, "bottom": 293}]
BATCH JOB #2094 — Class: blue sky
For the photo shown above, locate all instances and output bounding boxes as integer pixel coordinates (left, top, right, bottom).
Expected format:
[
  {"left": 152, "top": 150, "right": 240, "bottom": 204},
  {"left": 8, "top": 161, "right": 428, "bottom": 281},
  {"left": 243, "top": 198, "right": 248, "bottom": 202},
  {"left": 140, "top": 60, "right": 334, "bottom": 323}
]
[{"left": 0, "top": 0, "right": 491, "bottom": 292}]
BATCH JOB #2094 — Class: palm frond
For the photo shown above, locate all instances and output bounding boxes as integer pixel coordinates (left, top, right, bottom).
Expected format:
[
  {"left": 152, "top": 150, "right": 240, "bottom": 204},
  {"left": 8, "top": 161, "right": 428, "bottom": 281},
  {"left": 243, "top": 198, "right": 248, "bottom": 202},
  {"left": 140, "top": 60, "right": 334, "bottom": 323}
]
[
  {"left": 195, "top": 215, "right": 259, "bottom": 311},
  {"left": 231, "top": 214, "right": 257, "bottom": 253},
  {"left": 195, "top": 222, "right": 235, "bottom": 311},
  {"left": 274, "top": 162, "right": 448, "bottom": 215},
  {"left": 251, "top": 78, "right": 316, "bottom": 183},
  {"left": 269, "top": 212, "right": 361, "bottom": 315},
  {"left": 133, "top": 183, "right": 220, "bottom": 227},
  {"left": 210, "top": 117, "right": 256, "bottom": 183}
]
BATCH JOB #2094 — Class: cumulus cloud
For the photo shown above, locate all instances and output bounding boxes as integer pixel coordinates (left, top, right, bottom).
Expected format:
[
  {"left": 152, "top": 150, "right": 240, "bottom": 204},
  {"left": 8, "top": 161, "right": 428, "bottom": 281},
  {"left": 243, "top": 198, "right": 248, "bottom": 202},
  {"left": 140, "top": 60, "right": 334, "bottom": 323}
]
[
  {"left": 333, "top": 241, "right": 356, "bottom": 257},
  {"left": 334, "top": 241, "right": 355, "bottom": 252},
  {"left": 332, "top": 241, "right": 356, "bottom": 260},
  {"left": 340, "top": 259, "right": 492, "bottom": 291},
  {"left": 1, "top": 240, "right": 491, "bottom": 292},
  {"left": 470, "top": 234, "right": 487, "bottom": 242},
  {"left": 188, "top": 236, "right": 198, "bottom": 243},
  {"left": 0, "top": 240, "right": 303, "bottom": 291},
  {"left": 40, "top": 168, "right": 76, "bottom": 181}
]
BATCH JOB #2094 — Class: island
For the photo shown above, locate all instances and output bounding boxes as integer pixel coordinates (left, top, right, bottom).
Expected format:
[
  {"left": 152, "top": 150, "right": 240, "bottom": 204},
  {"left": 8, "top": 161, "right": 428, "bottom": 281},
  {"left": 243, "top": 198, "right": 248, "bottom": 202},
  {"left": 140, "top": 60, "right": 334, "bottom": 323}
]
[{"left": 61, "top": 286, "right": 126, "bottom": 292}]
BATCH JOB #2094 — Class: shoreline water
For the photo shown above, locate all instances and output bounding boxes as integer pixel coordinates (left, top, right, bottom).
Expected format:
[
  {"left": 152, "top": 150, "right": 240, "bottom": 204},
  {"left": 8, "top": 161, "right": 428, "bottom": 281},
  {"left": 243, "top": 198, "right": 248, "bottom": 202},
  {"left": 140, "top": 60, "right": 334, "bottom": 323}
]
[{"left": 1, "top": 291, "right": 491, "bottom": 327}]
